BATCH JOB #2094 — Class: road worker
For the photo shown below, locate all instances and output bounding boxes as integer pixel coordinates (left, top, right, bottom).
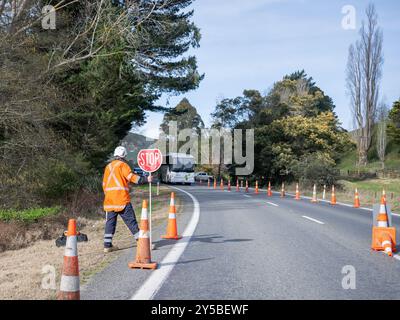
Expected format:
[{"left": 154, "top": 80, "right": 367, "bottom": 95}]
[{"left": 102, "top": 146, "right": 151, "bottom": 253}]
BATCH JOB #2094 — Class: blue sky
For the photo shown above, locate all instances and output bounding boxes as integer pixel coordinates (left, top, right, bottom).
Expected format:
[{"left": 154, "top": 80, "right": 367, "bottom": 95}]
[{"left": 135, "top": 0, "right": 400, "bottom": 138}]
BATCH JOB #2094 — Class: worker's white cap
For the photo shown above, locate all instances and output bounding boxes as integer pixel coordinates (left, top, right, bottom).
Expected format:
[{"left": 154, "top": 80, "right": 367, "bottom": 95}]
[{"left": 114, "top": 146, "right": 127, "bottom": 158}]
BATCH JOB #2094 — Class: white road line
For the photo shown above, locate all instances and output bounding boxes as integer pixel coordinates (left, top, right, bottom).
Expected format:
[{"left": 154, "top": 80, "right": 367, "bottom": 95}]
[
  {"left": 243, "top": 195, "right": 251, "bottom": 198},
  {"left": 266, "top": 201, "right": 279, "bottom": 207},
  {"left": 131, "top": 186, "right": 200, "bottom": 300},
  {"left": 394, "top": 254, "right": 400, "bottom": 261},
  {"left": 302, "top": 216, "right": 325, "bottom": 225}
]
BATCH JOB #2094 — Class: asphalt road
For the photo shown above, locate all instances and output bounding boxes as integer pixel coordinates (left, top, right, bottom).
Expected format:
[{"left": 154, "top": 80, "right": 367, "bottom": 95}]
[{"left": 82, "top": 185, "right": 400, "bottom": 300}]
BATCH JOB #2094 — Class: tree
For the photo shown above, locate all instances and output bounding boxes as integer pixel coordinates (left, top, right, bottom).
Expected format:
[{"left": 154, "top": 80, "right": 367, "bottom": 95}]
[
  {"left": 0, "top": 0, "right": 203, "bottom": 208},
  {"left": 160, "top": 98, "right": 204, "bottom": 159},
  {"left": 388, "top": 99, "right": 400, "bottom": 147},
  {"left": 346, "top": 4, "right": 384, "bottom": 166},
  {"left": 210, "top": 71, "right": 350, "bottom": 182},
  {"left": 376, "top": 101, "right": 389, "bottom": 169},
  {"left": 160, "top": 98, "right": 204, "bottom": 134}
]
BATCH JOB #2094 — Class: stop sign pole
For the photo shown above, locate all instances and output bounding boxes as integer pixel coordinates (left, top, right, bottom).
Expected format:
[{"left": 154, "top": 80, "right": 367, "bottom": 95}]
[{"left": 137, "top": 149, "right": 163, "bottom": 251}]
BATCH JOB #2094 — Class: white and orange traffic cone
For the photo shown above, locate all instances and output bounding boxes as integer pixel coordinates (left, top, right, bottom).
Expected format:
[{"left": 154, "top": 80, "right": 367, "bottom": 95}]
[
  {"left": 220, "top": 179, "right": 224, "bottom": 191},
  {"left": 280, "top": 183, "right": 285, "bottom": 198},
  {"left": 267, "top": 181, "right": 272, "bottom": 197},
  {"left": 245, "top": 180, "right": 249, "bottom": 193},
  {"left": 295, "top": 183, "right": 300, "bottom": 200},
  {"left": 371, "top": 191, "right": 396, "bottom": 256},
  {"left": 354, "top": 188, "right": 360, "bottom": 208},
  {"left": 377, "top": 193, "right": 389, "bottom": 228},
  {"left": 162, "top": 192, "right": 182, "bottom": 240},
  {"left": 213, "top": 178, "right": 217, "bottom": 189},
  {"left": 208, "top": 179, "right": 210, "bottom": 188},
  {"left": 322, "top": 185, "right": 326, "bottom": 200},
  {"left": 311, "top": 184, "right": 318, "bottom": 203},
  {"left": 228, "top": 179, "right": 231, "bottom": 192},
  {"left": 129, "top": 200, "right": 157, "bottom": 269},
  {"left": 330, "top": 185, "right": 337, "bottom": 205},
  {"left": 255, "top": 181, "right": 259, "bottom": 194},
  {"left": 58, "top": 219, "right": 80, "bottom": 300},
  {"left": 236, "top": 179, "right": 239, "bottom": 192}
]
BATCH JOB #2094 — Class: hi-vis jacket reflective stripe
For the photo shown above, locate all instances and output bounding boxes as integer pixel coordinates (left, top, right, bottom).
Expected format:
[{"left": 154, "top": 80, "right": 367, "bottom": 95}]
[{"left": 103, "top": 160, "right": 140, "bottom": 212}]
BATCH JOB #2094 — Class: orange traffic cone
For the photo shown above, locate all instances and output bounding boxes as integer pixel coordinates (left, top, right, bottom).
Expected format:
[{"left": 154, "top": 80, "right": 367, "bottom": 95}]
[
  {"left": 377, "top": 193, "right": 389, "bottom": 228},
  {"left": 220, "top": 179, "right": 224, "bottom": 191},
  {"left": 311, "top": 184, "right": 318, "bottom": 203},
  {"left": 236, "top": 179, "right": 239, "bottom": 192},
  {"left": 255, "top": 181, "right": 259, "bottom": 194},
  {"left": 208, "top": 179, "right": 210, "bottom": 188},
  {"left": 162, "top": 192, "right": 182, "bottom": 240},
  {"left": 58, "top": 219, "right": 80, "bottom": 300},
  {"left": 330, "top": 185, "right": 337, "bottom": 205},
  {"left": 354, "top": 188, "right": 360, "bottom": 208},
  {"left": 371, "top": 192, "right": 396, "bottom": 256},
  {"left": 213, "top": 178, "right": 217, "bottom": 189},
  {"left": 295, "top": 183, "right": 300, "bottom": 200},
  {"left": 245, "top": 180, "right": 249, "bottom": 193},
  {"left": 129, "top": 200, "right": 157, "bottom": 270},
  {"left": 228, "top": 179, "right": 231, "bottom": 192},
  {"left": 267, "top": 181, "right": 272, "bottom": 197},
  {"left": 280, "top": 183, "right": 285, "bottom": 198}
]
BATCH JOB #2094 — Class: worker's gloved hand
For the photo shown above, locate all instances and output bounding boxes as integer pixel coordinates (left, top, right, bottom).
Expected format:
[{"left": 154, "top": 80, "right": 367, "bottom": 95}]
[{"left": 147, "top": 175, "right": 152, "bottom": 183}]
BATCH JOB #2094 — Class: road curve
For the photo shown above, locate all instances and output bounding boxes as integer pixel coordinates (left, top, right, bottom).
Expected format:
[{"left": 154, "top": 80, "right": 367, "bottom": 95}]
[{"left": 153, "top": 185, "right": 400, "bottom": 300}]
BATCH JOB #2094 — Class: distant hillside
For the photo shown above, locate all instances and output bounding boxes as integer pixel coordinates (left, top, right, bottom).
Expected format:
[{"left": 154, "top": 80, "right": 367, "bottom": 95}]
[{"left": 121, "top": 132, "right": 157, "bottom": 164}]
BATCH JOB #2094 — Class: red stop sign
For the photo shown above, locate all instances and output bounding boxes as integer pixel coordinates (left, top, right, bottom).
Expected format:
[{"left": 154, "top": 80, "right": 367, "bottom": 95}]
[{"left": 137, "top": 149, "right": 163, "bottom": 173}]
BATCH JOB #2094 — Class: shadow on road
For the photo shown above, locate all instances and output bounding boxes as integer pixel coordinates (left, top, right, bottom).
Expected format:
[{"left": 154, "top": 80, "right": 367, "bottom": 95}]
[
  {"left": 159, "top": 258, "right": 215, "bottom": 267},
  {"left": 153, "top": 234, "right": 253, "bottom": 249}
]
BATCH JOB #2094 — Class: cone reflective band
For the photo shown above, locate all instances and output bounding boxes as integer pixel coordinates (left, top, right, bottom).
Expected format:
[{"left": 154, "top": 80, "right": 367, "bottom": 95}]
[
  {"left": 129, "top": 200, "right": 157, "bottom": 269},
  {"left": 295, "top": 183, "right": 300, "bottom": 200},
  {"left": 267, "top": 181, "right": 272, "bottom": 197},
  {"left": 58, "top": 219, "right": 80, "bottom": 300},
  {"left": 354, "top": 188, "right": 360, "bottom": 208},
  {"left": 162, "top": 192, "right": 182, "bottom": 240},
  {"left": 311, "top": 184, "right": 318, "bottom": 203},
  {"left": 281, "top": 183, "right": 285, "bottom": 197}
]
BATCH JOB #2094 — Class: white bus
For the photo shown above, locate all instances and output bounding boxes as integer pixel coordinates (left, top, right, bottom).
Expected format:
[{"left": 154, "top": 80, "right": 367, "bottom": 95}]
[{"left": 160, "top": 153, "right": 195, "bottom": 185}]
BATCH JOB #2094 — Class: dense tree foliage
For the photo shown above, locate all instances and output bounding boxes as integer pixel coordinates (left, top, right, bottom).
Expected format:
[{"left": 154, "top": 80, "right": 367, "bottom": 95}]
[
  {"left": 211, "top": 71, "right": 353, "bottom": 185},
  {"left": 0, "top": 0, "right": 202, "bottom": 208},
  {"left": 388, "top": 100, "right": 400, "bottom": 147}
]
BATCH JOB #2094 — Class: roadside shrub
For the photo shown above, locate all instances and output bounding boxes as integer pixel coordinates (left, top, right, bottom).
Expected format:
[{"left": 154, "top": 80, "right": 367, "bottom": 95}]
[{"left": 292, "top": 152, "right": 339, "bottom": 187}]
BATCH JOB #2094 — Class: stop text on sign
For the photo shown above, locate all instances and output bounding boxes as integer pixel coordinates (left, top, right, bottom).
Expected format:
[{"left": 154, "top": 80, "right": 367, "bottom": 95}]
[{"left": 137, "top": 149, "right": 163, "bottom": 173}]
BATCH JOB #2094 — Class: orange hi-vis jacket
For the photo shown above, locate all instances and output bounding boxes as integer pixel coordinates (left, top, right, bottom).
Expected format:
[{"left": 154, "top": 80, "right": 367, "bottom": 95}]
[{"left": 103, "top": 159, "right": 141, "bottom": 212}]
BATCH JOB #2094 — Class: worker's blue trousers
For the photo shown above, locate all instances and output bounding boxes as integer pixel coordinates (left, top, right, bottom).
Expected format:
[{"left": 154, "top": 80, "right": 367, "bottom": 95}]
[{"left": 104, "top": 203, "right": 139, "bottom": 248}]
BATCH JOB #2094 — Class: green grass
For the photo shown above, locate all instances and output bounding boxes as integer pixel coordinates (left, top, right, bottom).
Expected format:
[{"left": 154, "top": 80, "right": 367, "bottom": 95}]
[
  {"left": 337, "top": 141, "right": 400, "bottom": 172},
  {"left": 0, "top": 206, "right": 61, "bottom": 222}
]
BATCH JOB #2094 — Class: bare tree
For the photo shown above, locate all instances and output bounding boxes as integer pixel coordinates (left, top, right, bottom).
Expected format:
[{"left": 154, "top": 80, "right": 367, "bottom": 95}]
[
  {"left": 377, "top": 101, "right": 388, "bottom": 169},
  {"left": 346, "top": 3, "right": 384, "bottom": 166}
]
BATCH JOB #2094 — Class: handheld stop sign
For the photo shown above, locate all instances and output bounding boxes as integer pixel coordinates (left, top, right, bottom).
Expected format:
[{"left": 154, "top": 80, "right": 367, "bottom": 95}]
[
  {"left": 137, "top": 149, "right": 163, "bottom": 173},
  {"left": 137, "top": 149, "right": 163, "bottom": 250}
]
